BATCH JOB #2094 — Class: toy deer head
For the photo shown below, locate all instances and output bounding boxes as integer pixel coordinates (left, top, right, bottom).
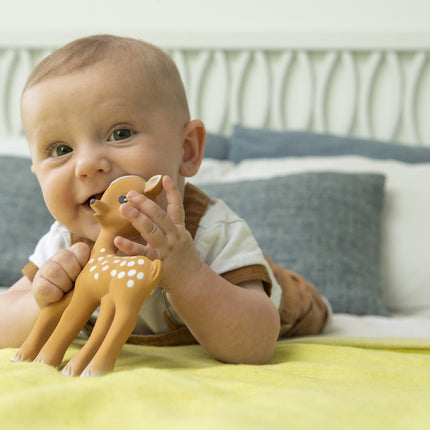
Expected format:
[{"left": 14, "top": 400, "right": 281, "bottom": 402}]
[
  {"left": 91, "top": 174, "right": 162, "bottom": 239},
  {"left": 13, "top": 175, "right": 164, "bottom": 377}
]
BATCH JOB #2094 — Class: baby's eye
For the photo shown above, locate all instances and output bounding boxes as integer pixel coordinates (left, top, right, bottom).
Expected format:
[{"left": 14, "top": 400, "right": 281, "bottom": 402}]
[
  {"left": 108, "top": 129, "right": 134, "bottom": 141},
  {"left": 50, "top": 144, "right": 73, "bottom": 157}
]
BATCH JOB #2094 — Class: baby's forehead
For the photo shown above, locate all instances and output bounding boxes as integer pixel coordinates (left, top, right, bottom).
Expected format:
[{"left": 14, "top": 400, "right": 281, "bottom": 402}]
[
  {"left": 23, "top": 60, "right": 157, "bottom": 115},
  {"left": 22, "top": 41, "right": 189, "bottom": 124},
  {"left": 24, "top": 41, "right": 158, "bottom": 94}
]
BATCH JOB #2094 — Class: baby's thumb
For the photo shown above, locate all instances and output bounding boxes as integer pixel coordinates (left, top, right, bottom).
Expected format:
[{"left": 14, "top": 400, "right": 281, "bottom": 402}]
[{"left": 70, "top": 242, "right": 91, "bottom": 269}]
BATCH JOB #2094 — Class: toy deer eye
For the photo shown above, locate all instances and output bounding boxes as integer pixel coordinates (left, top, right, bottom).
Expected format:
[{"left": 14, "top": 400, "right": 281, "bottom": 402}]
[{"left": 118, "top": 195, "right": 128, "bottom": 204}]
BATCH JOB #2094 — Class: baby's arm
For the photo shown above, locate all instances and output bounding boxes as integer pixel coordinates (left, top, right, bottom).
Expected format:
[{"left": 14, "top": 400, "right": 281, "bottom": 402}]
[
  {"left": 0, "top": 276, "right": 39, "bottom": 347},
  {"left": 115, "top": 176, "right": 280, "bottom": 364},
  {"left": 0, "top": 243, "right": 89, "bottom": 348}
]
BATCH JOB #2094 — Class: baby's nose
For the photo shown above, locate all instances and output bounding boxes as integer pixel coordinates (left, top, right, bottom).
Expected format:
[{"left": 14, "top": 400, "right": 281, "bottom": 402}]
[{"left": 74, "top": 144, "right": 111, "bottom": 178}]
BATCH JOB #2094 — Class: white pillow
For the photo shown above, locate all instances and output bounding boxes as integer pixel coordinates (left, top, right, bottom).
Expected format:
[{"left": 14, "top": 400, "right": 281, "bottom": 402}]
[
  {"left": 193, "top": 159, "right": 235, "bottom": 183},
  {"left": 0, "top": 136, "right": 31, "bottom": 157},
  {"left": 193, "top": 156, "right": 430, "bottom": 315}
]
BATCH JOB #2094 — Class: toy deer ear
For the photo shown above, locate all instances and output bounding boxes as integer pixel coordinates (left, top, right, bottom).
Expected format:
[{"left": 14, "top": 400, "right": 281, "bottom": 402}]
[{"left": 144, "top": 175, "right": 163, "bottom": 200}]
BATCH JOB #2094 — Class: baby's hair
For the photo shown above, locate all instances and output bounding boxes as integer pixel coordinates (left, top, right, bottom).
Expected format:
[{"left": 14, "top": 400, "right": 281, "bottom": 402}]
[{"left": 22, "top": 34, "right": 190, "bottom": 121}]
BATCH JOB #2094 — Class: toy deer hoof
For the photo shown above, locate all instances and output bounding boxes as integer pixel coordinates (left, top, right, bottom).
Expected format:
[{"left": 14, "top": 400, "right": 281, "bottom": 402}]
[
  {"left": 10, "top": 350, "right": 25, "bottom": 362},
  {"left": 80, "top": 366, "right": 106, "bottom": 378},
  {"left": 61, "top": 364, "right": 76, "bottom": 377}
]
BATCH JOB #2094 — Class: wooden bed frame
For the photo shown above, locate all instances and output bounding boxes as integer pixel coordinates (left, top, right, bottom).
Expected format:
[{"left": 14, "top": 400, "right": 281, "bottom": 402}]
[{"left": 1, "top": 32, "right": 429, "bottom": 150}]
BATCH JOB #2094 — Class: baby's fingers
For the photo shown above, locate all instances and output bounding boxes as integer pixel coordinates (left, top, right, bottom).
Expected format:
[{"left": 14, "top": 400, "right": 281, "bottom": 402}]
[
  {"left": 113, "top": 236, "right": 157, "bottom": 260},
  {"left": 53, "top": 242, "right": 90, "bottom": 288},
  {"left": 123, "top": 189, "right": 175, "bottom": 235},
  {"left": 69, "top": 242, "right": 91, "bottom": 269},
  {"left": 33, "top": 243, "right": 90, "bottom": 308},
  {"left": 32, "top": 270, "right": 66, "bottom": 308},
  {"left": 163, "top": 176, "right": 185, "bottom": 225}
]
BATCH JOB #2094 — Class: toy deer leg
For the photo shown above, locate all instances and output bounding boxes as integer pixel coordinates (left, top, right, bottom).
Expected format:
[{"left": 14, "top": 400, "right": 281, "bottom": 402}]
[
  {"left": 11, "top": 291, "right": 73, "bottom": 362},
  {"left": 81, "top": 260, "right": 163, "bottom": 377},
  {"left": 34, "top": 292, "right": 100, "bottom": 368},
  {"left": 81, "top": 306, "right": 138, "bottom": 377},
  {"left": 62, "top": 295, "right": 115, "bottom": 377}
]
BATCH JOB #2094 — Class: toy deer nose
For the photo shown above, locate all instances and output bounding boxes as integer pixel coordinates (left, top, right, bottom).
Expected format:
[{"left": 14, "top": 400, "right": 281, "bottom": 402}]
[{"left": 91, "top": 199, "right": 108, "bottom": 215}]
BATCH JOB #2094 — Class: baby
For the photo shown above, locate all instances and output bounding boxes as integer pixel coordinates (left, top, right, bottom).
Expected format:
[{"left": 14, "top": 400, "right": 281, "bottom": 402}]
[{"left": 0, "top": 35, "right": 327, "bottom": 364}]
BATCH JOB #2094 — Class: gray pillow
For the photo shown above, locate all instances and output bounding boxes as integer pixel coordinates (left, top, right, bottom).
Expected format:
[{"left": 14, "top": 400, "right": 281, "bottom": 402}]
[
  {"left": 204, "top": 132, "right": 231, "bottom": 160},
  {"left": 199, "top": 172, "right": 387, "bottom": 315},
  {"left": 230, "top": 125, "right": 430, "bottom": 164},
  {"left": 0, "top": 156, "right": 54, "bottom": 285}
]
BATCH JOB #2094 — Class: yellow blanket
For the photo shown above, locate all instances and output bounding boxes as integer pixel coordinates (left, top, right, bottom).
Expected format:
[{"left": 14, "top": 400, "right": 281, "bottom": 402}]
[{"left": 1, "top": 337, "right": 429, "bottom": 430}]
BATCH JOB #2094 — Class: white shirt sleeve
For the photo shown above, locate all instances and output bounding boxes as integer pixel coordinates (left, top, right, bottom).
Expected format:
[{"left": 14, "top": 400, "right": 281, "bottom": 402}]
[
  {"left": 194, "top": 199, "right": 282, "bottom": 307},
  {"left": 29, "top": 221, "right": 71, "bottom": 269}
]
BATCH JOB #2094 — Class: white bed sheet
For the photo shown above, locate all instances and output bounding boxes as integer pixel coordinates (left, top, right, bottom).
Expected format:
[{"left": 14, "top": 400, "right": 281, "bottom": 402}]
[{"left": 323, "top": 313, "right": 430, "bottom": 338}]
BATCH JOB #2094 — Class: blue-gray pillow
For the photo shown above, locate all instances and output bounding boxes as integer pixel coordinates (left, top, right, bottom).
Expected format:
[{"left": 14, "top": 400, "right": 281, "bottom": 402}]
[
  {"left": 204, "top": 132, "right": 230, "bottom": 160},
  {"left": 199, "top": 172, "right": 387, "bottom": 315},
  {"left": 230, "top": 125, "right": 430, "bottom": 164},
  {"left": 0, "top": 156, "right": 54, "bottom": 285}
]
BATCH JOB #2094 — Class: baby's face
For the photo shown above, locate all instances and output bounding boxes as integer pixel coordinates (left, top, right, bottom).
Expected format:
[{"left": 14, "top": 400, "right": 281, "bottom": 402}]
[{"left": 21, "top": 61, "right": 187, "bottom": 242}]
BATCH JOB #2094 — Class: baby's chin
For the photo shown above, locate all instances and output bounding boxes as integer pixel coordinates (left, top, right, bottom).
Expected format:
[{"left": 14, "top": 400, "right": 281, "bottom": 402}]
[{"left": 71, "top": 223, "right": 101, "bottom": 245}]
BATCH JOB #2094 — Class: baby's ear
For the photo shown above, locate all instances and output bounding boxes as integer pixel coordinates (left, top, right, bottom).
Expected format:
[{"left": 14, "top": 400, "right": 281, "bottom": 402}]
[
  {"left": 179, "top": 119, "right": 206, "bottom": 177},
  {"left": 144, "top": 175, "right": 163, "bottom": 200}
]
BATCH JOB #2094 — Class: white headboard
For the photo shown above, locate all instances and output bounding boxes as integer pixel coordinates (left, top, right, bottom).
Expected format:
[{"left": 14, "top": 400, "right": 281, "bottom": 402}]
[{"left": 1, "top": 32, "right": 429, "bottom": 153}]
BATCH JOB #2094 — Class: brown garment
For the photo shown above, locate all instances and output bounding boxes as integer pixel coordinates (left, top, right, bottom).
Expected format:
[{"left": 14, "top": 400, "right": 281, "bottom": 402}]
[
  {"left": 266, "top": 257, "right": 328, "bottom": 338},
  {"left": 22, "top": 183, "right": 328, "bottom": 346}
]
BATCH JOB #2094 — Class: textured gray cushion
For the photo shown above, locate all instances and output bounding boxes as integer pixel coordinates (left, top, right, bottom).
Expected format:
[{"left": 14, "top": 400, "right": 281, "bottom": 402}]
[
  {"left": 230, "top": 126, "right": 430, "bottom": 164},
  {"left": 204, "top": 133, "right": 231, "bottom": 160},
  {"left": 200, "top": 172, "right": 387, "bottom": 315},
  {"left": 0, "top": 156, "right": 54, "bottom": 285}
]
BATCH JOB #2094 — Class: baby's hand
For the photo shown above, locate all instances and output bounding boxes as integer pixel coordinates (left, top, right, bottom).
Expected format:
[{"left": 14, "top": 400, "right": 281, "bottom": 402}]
[
  {"left": 115, "top": 176, "right": 202, "bottom": 293},
  {"left": 32, "top": 242, "right": 90, "bottom": 309}
]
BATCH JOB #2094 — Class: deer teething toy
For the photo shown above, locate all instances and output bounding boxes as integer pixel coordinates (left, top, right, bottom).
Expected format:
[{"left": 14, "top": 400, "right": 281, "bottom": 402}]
[{"left": 12, "top": 175, "right": 163, "bottom": 376}]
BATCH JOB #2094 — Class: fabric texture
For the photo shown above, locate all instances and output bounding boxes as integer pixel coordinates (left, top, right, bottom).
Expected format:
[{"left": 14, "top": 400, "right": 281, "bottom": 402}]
[
  {"left": 1, "top": 337, "right": 430, "bottom": 430},
  {"left": 0, "top": 156, "right": 54, "bottom": 285},
  {"left": 199, "top": 172, "right": 387, "bottom": 315},
  {"left": 230, "top": 125, "right": 430, "bottom": 163}
]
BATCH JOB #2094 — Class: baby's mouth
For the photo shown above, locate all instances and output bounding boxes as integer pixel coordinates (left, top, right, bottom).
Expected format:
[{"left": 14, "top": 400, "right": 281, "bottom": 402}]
[{"left": 84, "top": 192, "right": 104, "bottom": 213}]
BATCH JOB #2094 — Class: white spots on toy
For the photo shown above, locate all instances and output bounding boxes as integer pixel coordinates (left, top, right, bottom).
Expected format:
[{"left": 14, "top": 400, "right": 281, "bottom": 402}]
[{"left": 87, "top": 254, "right": 149, "bottom": 289}]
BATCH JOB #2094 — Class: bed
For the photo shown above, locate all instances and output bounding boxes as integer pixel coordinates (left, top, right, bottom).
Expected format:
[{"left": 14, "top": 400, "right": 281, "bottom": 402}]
[{"left": 1, "top": 30, "right": 430, "bottom": 429}]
